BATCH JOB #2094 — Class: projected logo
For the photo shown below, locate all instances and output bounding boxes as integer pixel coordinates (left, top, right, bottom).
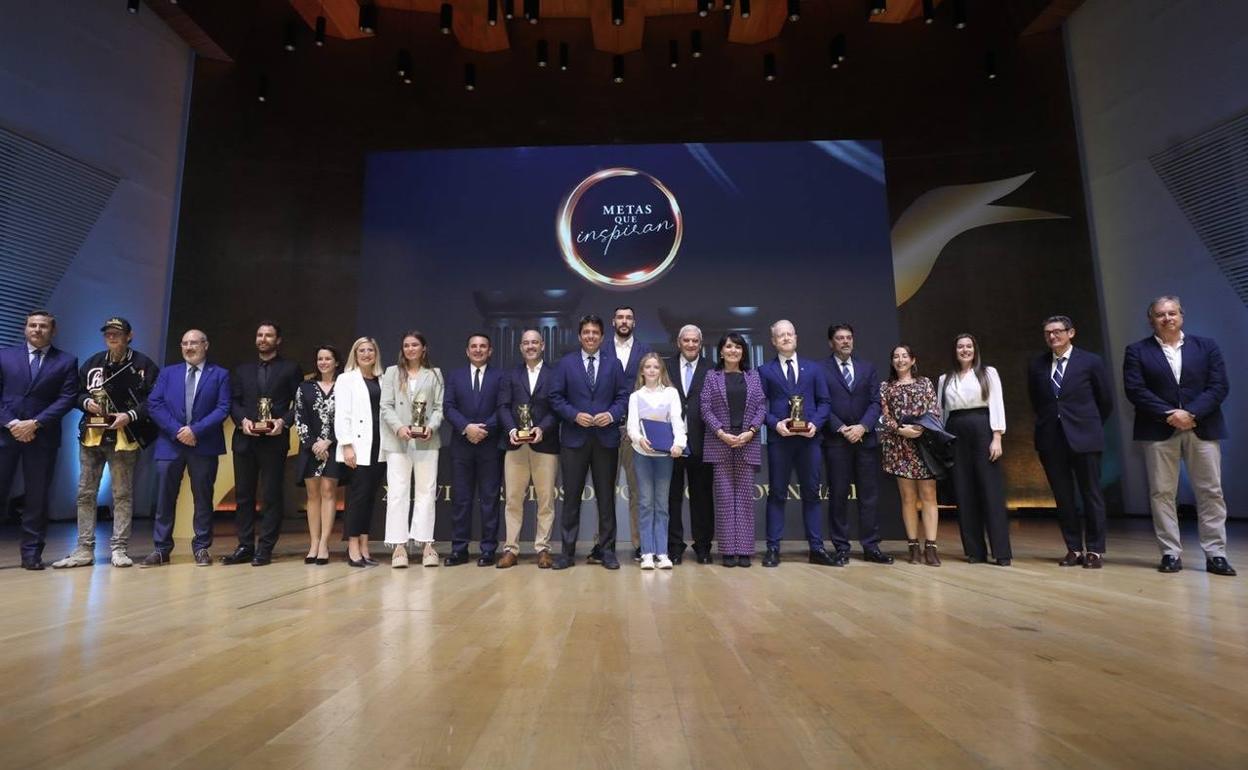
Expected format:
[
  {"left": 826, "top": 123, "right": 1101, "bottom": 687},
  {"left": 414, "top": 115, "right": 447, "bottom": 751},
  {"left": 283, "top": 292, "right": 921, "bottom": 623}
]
[{"left": 556, "top": 168, "right": 683, "bottom": 290}]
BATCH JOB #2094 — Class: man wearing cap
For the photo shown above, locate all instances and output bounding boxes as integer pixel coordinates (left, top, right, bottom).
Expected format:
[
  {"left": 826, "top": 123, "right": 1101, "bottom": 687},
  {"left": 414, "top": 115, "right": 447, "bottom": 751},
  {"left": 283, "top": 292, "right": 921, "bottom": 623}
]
[{"left": 51, "top": 317, "right": 159, "bottom": 569}]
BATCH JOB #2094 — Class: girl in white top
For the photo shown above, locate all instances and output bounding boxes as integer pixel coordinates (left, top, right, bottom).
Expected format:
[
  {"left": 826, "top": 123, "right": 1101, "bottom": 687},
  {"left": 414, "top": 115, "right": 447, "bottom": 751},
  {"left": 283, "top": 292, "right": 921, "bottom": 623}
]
[
  {"left": 626, "top": 352, "right": 686, "bottom": 570},
  {"left": 937, "top": 334, "right": 1013, "bottom": 565}
]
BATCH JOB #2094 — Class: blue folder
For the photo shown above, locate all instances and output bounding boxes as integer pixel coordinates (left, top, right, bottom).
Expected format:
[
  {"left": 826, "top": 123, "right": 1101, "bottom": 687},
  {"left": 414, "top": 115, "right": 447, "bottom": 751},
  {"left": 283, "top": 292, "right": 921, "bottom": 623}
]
[{"left": 641, "top": 418, "right": 686, "bottom": 455}]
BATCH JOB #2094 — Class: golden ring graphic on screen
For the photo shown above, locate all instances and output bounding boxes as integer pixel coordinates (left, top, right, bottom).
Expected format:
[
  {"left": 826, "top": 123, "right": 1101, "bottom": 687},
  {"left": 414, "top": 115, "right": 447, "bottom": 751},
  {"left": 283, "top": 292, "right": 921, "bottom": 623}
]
[{"left": 555, "top": 167, "right": 683, "bottom": 290}]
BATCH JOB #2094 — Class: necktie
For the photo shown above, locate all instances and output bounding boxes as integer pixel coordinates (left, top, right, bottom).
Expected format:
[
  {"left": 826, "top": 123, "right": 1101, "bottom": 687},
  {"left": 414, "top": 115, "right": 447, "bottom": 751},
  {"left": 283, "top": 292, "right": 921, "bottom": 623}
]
[
  {"left": 841, "top": 361, "right": 853, "bottom": 389},
  {"left": 684, "top": 362, "right": 694, "bottom": 395},
  {"left": 185, "top": 365, "right": 198, "bottom": 423},
  {"left": 473, "top": 367, "right": 481, "bottom": 394},
  {"left": 30, "top": 349, "right": 43, "bottom": 381},
  {"left": 257, "top": 360, "right": 269, "bottom": 395},
  {"left": 586, "top": 355, "right": 596, "bottom": 388},
  {"left": 785, "top": 358, "right": 796, "bottom": 387},
  {"left": 1052, "top": 357, "right": 1066, "bottom": 397}
]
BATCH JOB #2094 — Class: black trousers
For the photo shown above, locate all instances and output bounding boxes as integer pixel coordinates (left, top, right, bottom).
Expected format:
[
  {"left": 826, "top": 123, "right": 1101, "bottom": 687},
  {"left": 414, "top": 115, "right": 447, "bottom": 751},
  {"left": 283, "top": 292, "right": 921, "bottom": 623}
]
[
  {"left": 0, "top": 443, "right": 57, "bottom": 561},
  {"left": 449, "top": 444, "right": 503, "bottom": 556},
  {"left": 344, "top": 461, "right": 385, "bottom": 538},
  {"left": 560, "top": 435, "right": 619, "bottom": 555},
  {"left": 947, "top": 408, "right": 1012, "bottom": 561},
  {"left": 667, "top": 455, "right": 714, "bottom": 555},
  {"left": 1039, "top": 436, "right": 1106, "bottom": 554},
  {"left": 232, "top": 436, "right": 289, "bottom": 553},
  {"left": 823, "top": 440, "right": 882, "bottom": 551}
]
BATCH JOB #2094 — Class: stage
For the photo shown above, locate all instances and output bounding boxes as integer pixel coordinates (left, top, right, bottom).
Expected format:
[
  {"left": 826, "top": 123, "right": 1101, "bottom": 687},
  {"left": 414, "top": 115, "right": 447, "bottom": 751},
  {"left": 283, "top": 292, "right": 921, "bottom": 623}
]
[{"left": 0, "top": 518, "right": 1244, "bottom": 769}]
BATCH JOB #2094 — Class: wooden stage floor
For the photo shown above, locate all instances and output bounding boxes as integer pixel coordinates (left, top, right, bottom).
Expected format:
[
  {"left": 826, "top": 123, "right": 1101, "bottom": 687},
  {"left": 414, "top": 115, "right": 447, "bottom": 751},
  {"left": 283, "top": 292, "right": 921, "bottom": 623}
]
[{"left": 0, "top": 518, "right": 1244, "bottom": 769}]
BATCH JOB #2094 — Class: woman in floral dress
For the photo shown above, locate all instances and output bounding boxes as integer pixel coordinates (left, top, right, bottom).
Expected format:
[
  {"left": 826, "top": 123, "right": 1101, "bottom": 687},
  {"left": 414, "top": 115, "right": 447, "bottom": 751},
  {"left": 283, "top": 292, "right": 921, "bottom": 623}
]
[
  {"left": 880, "top": 345, "right": 942, "bottom": 566},
  {"left": 295, "top": 345, "right": 343, "bottom": 564}
]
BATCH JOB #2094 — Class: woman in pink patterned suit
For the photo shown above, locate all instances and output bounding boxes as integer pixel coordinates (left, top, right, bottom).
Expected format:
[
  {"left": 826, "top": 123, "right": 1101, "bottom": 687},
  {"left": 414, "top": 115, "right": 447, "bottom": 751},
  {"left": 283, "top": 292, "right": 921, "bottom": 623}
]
[{"left": 701, "top": 333, "right": 767, "bottom": 567}]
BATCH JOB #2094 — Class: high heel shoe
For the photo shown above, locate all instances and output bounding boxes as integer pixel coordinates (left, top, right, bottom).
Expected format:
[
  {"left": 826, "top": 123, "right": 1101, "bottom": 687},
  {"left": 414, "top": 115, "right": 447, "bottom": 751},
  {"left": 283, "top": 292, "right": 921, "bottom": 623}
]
[
  {"left": 304, "top": 555, "right": 316, "bottom": 564},
  {"left": 347, "top": 556, "right": 367, "bottom": 568},
  {"left": 907, "top": 540, "right": 922, "bottom": 564},
  {"left": 315, "top": 557, "right": 329, "bottom": 565},
  {"left": 923, "top": 540, "right": 941, "bottom": 567}
]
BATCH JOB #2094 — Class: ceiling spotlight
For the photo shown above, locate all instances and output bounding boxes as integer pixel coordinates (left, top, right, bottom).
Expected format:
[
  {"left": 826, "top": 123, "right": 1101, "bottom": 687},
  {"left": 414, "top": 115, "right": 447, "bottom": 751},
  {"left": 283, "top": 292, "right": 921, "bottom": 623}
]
[
  {"left": 669, "top": 40, "right": 679, "bottom": 69},
  {"left": 740, "top": 0, "right": 750, "bottom": 19},
  {"left": 723, "top": 0, "right": 733, "bottom": 12},
  {"left": 358, "top": 3, "right": 377, "bottom": 34},
  {"left": 691, "top": 30, "right": 702, "bottom": 58},
  {"left": 611, "top": 0, "right": 623, "bottom": 26},
  {"left": 396, "top": 49, "right": 413, "bottom": 82},
  {"left": 488, "top": 0, "right": 498, "bottom": 25},
  {"left": 257, "top": 74, "right": 269, "bottom": 103},
  {"left": 697, "top": 0, "right": 710, "bottom": 17},
  {"left": 537, "top": 39, "right": 549, "bottom": 67},
  {"left": 528, "top": 0, "right": 539, "bottom": 23},
  {"left": 465, "top": 62, "right": 476, "bottom": 91},
  {"left": 612, "top": 55, "right": 624, "bottom": 84},
  {"left": 504, "top": 0, "right": 514, "bottom": 20},
  {"left": 763, "top": 52, "right": 776, "bottom": 81},
  {"left": 986, "top": 51, "right": 997, "bottom": 80},
  {"left": 830, "top": 34, "right": 846, "bottom": 68},
  {"left": 922, "top": 0, "right": 935, "bottom": 24},
  {"left": 953, "top": 0, "right": 967, "bottom": 28},
  {"left": 126, "top": 0, "right": 140, "bottom": 14},
  {"left": 314, "top": 16, "right": 326, "bottom": 46},
  {"left": 440, "top": 3, "right": 453, "bottom": 33},
  {"left": 559, "top": 42, "right": 569, "bottom": 71},
  {"left": 787, "top": 0, "right": 799, "bottom": 22},
  {"left": 283, "top": 20, "right": 298, "bottom": 52}
]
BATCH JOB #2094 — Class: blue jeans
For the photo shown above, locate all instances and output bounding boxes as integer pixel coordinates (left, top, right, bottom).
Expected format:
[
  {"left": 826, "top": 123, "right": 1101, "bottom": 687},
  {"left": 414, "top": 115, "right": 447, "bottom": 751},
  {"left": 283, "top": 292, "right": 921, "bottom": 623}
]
[{"left": 633, "top": 453, "right": 673, "bottom": 556}]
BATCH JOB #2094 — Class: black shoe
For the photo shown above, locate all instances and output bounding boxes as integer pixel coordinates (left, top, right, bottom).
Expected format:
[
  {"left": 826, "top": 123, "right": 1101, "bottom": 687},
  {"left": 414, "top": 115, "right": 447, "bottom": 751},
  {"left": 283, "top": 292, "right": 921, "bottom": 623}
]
[
  {"left": 695, "top": 550, "right": 714, "bottom": 565},
  {"left": 361, "top": 556, "right": 379, "bottom": 566},
  {"left": 808, "top": 548, "right": 837, "bottom": 566},
  {"left": 995, "top": 558, "right": 1012, "bottom": 567},
  {"left": 831, "top": 550, "right": 851, "bottom": 567},
  {"left": 551, "top": 553, "right": 574, "bottom": 570},
  {"left": 762, "top": 547, "right": 780, "bottom": 568},
  {"left": 738, "top": 555, "right": 752, "bottom": 568},
  {"left": 347, "top": 556, "right": 367, "bottom": 568},
  {"left": 670, "top": 548, "right": 685, "bottom": 565},
  {"left": 139, "top": 551, "right": 169, "bottom": 568},
  {"left": 966, "top": 556, "right": 985, "bottom": 565},
  {"left": 601, "top": 551, "right": 621, "bottom": 570},
  {"left": 477, "top": 552, "right": 497, "bottom": 567},
  {"left": 444, "top": 551, "right": 470, "bottom": 567},
  {"left": 221, "top": 545, "right": 255, "bottom": 565},
  {"left": 1159, "top": 554, "right": 1183, "bottom": 573},
  {"left": 862, "top": 548, "right": 895, "bottom": 565},
  {"left": 194, "top": 549, "right": 213, "bottom": 567},
  {"left": 586, "top": 547, "right": 603, "bottom": 565},
  {"left": 722, "top": 555, "right": 738, "bottom": 568},
  {"left": 251, "top": 552, "right": 272, "bottom": 566},
  {"left": 1207, "top": 556, "right": 1237, "bottom": 577},
  {"left": 304, "top": 556, "right": 316, "bottom": 564},
  {"left": 21, "top": 558, "right": 46, "bottom": 571},
  {"left": 632, "top": 547, "right": 642, "bottom": 562},
  {"left": 315, "top": 557, "right": 329, "bottom": 565}
]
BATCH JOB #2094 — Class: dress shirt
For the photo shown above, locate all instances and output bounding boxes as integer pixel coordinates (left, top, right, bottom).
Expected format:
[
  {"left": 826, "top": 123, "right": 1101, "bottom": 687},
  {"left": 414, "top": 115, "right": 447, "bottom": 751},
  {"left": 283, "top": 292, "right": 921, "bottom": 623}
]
[
  {"left": 1154, "top": 332, "right": 1184, "bottom": 383},
  {"left": 778, "top": 353, "right": 799, "bottom": 383},
  {"left": 1050, "top": 345, "right": 1074, "bottom": 378},
  {"left": 27, "top": 343, "right": 49, "bottom": 368},
  {"left": 526, "top": 360, "right": 543, "bottom": 393},
  {"left": 580, "top": 349, "right": 599, "bottom": 371},
  {"left": 834, "top": 355, "right": 854, "bottom": 386},
  {"left": 471, "top": 363, "right": 488, "bottom": 391},
  {"left": 614, "top": 336, "right": 634, "bottom": 372},
  {"left": 939, "top": 367, "right": 1006, "bottom": 432}
]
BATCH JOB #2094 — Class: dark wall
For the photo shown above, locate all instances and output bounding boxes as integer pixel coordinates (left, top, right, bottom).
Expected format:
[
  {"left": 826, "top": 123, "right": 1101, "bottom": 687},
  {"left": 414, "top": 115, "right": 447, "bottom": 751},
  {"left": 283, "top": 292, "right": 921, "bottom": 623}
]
[{"left": 169, "top": 0, "right": 1104, "bottom": 509}]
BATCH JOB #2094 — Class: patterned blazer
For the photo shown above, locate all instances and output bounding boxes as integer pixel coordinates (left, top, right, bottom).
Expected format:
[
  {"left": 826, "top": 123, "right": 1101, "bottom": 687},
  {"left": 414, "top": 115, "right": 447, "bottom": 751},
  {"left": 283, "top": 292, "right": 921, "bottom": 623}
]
[{"left": 699, "top": 368, "right": 766, "bottom": 467}]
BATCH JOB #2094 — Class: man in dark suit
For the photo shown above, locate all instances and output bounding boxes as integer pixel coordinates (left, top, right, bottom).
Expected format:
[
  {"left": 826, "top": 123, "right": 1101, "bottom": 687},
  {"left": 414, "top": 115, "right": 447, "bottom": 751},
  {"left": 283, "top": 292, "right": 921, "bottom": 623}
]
[
  {"left": 0, "top": 310, "right": 79, "bottom": 569},
  {"left": 141, "top": 329, "right": 231, "bottom": 567},
  {"left": 444, "top": 333, "right": 505, "bottom": 566},
  {"left": 549, "top": 314, "right": 630, "bottom": 570},
  {"left": 665, "top": 324, "right": 714, "bottom": 564},
  {"left": 820, "top": 323, "right": 892, "bottom": 566},
  {"left": 496, "top": 329, "right": 560, "bottom": 568},
  {"left": 599, "top": 306, "right": 652, "bottom": 560},
  {"left": 223, "top": 321, "right": 302, "bottom": 566},
  {"left": 1027, "top": 315, "right": 1113, "bottom": 568},
  {"left": 1123, "top": 295, "right": 1235, "bottom": 576},
  {"left": 758, "top": 320, "right": 834, "bottom": 568}
]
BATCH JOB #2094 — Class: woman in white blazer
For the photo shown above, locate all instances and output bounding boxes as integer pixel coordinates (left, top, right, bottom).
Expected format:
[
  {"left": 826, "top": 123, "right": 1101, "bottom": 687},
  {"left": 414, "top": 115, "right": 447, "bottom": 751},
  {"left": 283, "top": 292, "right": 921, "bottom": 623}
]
[
  {"left": 379, "top": 331, "right": 445, "bottom": 567},
  {"left": 335, "top": 337, "right": 386, "bottom": 567}
]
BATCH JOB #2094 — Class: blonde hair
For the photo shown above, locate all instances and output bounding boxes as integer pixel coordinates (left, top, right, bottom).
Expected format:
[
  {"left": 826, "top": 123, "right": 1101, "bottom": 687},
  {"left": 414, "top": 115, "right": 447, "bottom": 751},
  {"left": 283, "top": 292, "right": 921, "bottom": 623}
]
[
  {"left": 634, "top": 352, "right": 672, "bottom": 390},
  {"left": 346, "top": 336, "right": 384, "bottom": 377}
]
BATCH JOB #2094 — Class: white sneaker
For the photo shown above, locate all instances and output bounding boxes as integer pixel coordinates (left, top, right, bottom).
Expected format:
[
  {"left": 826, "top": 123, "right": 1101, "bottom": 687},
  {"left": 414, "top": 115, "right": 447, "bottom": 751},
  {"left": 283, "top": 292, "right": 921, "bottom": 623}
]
[
  {"left": 657, "top": 554, "right": 674, "bottom": 570},
  {"left": 51, "top": 547, "right": 94, "bottom": 569},
  {"left": 422, "top": 544, "right": 440, "bottom": 567},
  {"left": 111, "top": 550, "right": 133, "bottom": 568},
  {"left": 640, "top": 554, "right": 656, "bottom": 570},
  {"left": 392, "top": 546, "right": 409, "bottom": 568}
]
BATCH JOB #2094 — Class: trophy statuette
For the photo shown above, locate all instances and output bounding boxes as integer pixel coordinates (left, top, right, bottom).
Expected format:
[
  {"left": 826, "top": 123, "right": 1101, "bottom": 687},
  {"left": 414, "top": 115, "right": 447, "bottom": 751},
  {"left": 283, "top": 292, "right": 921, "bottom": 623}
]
[
  {"left": 787, "top": 394, "right": 808, "bottom": 433},
  {"left": 515, "top": 403, "right": 536, "bottom": 442},
  {"left": 409, "top": 399, "right": 429, "bottom": 438},
  {"left": 254, "top": 397, "right": 275, "bottom": 433},
  {"left": 86, "top": 388, "right": 115, "bottom": 429}
]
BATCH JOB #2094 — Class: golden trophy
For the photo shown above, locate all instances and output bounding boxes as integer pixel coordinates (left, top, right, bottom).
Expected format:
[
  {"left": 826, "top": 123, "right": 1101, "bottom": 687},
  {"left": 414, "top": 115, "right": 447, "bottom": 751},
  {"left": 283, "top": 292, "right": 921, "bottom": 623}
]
[
  {"left": 410, "top": 399, "right": 429, "bottom": 438},
  {"left": 255, "top": 397, "right": 275, "bottom": 433},
  {"left": 787, "top": 394, "right": 808, "bottom": 433},
  {"left": 515, "top": 403, "right": 536, "bottom": 442},
  {"left": 86, "top": 388, "right": 114, "bottom": 428}
]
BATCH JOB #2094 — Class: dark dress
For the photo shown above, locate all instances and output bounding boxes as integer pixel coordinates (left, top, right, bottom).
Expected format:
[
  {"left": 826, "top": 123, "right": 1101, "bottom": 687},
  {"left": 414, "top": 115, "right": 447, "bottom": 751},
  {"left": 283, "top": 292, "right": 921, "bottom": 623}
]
[
  {"left": 294, "top": 380, "right": 343, "bottom": 485},
  {"left": 879, "top": 377, "right": 939, "bottom": 480}
]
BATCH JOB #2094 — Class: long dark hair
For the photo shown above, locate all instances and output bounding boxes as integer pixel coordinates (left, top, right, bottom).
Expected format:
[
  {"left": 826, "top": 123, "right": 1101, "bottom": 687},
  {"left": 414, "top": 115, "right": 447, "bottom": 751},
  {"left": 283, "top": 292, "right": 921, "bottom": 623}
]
[
  {"left": 887, "top": 344, "right": 918, "bottom": 382},
  {"left": 715, "top": 332, "right": 751, "bottom": 371},
  {"left": 308, "top": 344, "right": 342, "bottom": 382},
  {"left": 397, "top": 330, "right": 433, "bottom": 370},
  {"left": 943, "top": 333, "right": 989, "bottom": 402}
]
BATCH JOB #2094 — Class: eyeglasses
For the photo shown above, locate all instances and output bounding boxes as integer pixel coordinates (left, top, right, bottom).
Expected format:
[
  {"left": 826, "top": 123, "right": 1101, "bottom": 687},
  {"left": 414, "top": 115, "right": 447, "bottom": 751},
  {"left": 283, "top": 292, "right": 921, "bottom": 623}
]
[{"left": 1043, "top": 328, "right": 1071, "bottom": 337}]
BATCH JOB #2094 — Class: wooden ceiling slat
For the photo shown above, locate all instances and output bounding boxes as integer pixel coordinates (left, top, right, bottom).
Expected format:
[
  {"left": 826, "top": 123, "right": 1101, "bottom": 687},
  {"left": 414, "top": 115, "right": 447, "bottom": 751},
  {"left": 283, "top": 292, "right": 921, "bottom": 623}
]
[{"left": 727, "top": 0, "right": 787, "bottom": 45}]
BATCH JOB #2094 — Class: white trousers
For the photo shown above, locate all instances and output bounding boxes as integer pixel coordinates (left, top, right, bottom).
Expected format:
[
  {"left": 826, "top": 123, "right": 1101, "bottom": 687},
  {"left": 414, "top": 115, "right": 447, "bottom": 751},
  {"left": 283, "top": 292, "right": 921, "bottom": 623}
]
[{"left": 385, "top": 450, "right": 439, "bottom": 545}]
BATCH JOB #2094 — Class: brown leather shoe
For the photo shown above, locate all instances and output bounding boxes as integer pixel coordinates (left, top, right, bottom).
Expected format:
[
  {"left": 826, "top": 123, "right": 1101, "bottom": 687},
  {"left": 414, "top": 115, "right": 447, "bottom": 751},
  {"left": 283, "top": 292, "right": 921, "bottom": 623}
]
[
  {"left": 907, "top": 540, "right": 921, "bottom": 564},
  {"left": 923, "top": 540, "right": 941, "bottom": 567},
  {"left": 1082, "top": 552, "right": 1103, "bottom": 569},
  {"left": 537, "top": 550, "right": 553, "bottom": 569},
  {"left": 1059, "top": 550, "right": 1084, "bottom": 567},
  {"left": 496, "top": 551, "right": 519, "bottom": 569}
]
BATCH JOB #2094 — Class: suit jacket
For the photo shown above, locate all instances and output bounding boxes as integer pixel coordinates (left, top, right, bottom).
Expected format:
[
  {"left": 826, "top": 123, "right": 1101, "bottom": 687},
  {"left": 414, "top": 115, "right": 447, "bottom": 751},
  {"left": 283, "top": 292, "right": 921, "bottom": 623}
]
[
  {"left": 378, "top": 365, "right": 444, "bottom": 454},
  {"left": 443, "top": 363, "right": 504, "bottom": 455},
  {"left": 1123, "top": 334, "right": 1228, "bottom": 441},
  {"left": 0, "top": 343, "right": 79, "bottom": 450},
  {"left": 147, "top": 361, "right": 231, "bottom": 460},
  {"left": 699, "top": 369, "right": 766, "bottom": 466},
  {"left": 76, "top": 348, "right": 160, "bottom": 447},
  {"left": 548, "top": 349, "right": 630, "bottom": 449},
  {"left": 333, "top": 369, "right": 382, "bottom": 466},
  {"left": 757, "top": 356, "right": 832, "bottom": 436},
  {"left": 600, "top": 338, "right": 653, "bottom": 391},
  {"left": 229, "top": 355, "right": 303, "bottom": 451},
  {"left": 497, "top": 362, "right": 560, "bottom": 454},
  {"left": 667, "top": 355, "right": 711, "bottom": 457},
  {"left": 1027, "top": 347, "right": 1113, "bottom": 453},
  {"left": 820, "top": 355, "right": 882, "bottom": 449}
]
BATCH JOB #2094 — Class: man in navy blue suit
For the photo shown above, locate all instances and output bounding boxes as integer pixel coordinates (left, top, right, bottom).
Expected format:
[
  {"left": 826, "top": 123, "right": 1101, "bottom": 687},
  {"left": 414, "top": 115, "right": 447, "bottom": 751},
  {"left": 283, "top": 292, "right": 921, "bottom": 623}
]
[
  {"left": 0, "top": 310, "right": 79, "bottom": 569},
  {"left": 600, "top": 306, "right": 651, "bottom": 560},
  {"left": 758, "top": 320, "right": 834, "bottom": 568},
  {"left": 1123, "top": 295, "right": 1235, "bottom": 576},
  {"left": 443, "top": 333, "right": 505, "bottom": 566},
  {"left": 1027, "top": 315, "right": 1113, "bottom": 568},
  {"left": 821, "top": 323, "right": 892, "bottom": 566},
  {"left": 549, "top": 314, "right": 630, "bottom": 570},
  {"left": 141, "top": 329, "right": 231, "bottom": 567}
]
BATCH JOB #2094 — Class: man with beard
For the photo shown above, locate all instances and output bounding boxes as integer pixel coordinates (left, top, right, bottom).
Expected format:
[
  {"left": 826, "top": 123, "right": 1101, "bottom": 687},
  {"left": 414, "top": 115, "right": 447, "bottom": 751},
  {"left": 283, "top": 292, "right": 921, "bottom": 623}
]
[{"left": 599, "top": 306, "right": 652, "bottom": 561}]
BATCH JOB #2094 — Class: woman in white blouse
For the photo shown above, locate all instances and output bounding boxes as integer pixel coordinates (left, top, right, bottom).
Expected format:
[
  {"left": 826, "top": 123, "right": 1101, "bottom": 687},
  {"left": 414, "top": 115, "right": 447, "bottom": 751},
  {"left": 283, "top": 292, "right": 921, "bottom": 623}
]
[
  {"left": 938, "top": 334, "right": 1013, "bottom": 566},
  {"left": 626, "top": 352, "right": 686, "bottom": 570}
]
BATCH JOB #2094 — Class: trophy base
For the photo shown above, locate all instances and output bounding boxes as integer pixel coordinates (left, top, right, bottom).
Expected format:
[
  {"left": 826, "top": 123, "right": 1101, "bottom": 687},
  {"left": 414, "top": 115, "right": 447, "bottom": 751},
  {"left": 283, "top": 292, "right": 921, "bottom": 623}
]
[
  {"left": 86, "top": 417, "right": 112, "bottom": 429},
  {"left": 515, "top": 430, "right": 536, "bottom": 443},
  {"left": 409, "top": 426, "right": 430, "bottom": 439},
  {"left": 253, "top": 420, "right": 275, "bottom": 434},
  {"left": 788, "top": 420, "right": 808, "bottom": 434}
]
